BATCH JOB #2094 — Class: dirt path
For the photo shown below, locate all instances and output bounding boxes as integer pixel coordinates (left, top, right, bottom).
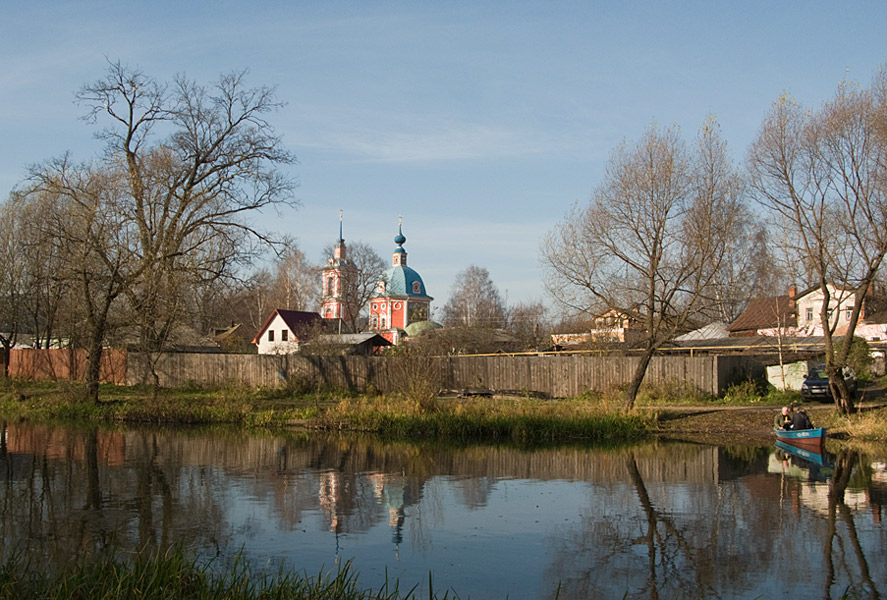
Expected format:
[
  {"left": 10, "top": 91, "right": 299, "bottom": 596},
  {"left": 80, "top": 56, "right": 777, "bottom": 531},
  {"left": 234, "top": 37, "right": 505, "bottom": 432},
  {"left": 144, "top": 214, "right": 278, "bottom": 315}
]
[{"left": 645, "top": 403, "right": 878, "bottom": 445}]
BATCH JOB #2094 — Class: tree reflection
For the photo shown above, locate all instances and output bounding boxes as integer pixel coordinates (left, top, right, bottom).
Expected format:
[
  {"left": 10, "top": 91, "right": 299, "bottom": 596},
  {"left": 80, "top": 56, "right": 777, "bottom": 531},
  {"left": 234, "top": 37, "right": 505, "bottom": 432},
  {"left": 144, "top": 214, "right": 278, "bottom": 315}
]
[{"left": 824, "top": 449, "right": 881, "bottom": 600}]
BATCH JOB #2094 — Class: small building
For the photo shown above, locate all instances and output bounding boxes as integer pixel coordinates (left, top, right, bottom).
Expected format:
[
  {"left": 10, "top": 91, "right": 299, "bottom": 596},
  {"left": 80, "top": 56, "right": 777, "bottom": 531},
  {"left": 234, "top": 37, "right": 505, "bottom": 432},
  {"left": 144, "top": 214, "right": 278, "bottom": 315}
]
[
  {"left": 301, "top": 333, "right": 393, "bottom": 355},
  {"left": 550, "top": 308, "right": 645, "bottom": 347},
  {"left": 252, "top": 309, "right": 323, "bottom": 355}
]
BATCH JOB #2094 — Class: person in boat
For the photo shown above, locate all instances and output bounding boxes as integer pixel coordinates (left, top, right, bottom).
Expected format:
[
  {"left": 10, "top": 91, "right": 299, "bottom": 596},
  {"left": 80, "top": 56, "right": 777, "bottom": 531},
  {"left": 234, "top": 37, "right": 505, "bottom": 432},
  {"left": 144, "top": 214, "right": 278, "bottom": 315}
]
[
  {"left": 774, "top": 406, "right": 793, "bottom": 430},
  {"left": 790, "top": 407, "right": 813, "bottom": 430}
]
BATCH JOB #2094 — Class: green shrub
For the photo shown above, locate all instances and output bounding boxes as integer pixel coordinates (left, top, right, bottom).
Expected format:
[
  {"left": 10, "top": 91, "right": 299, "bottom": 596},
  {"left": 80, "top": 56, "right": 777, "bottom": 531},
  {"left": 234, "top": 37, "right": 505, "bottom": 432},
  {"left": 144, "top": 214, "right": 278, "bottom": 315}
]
[
  {"left": 722, "top": 378, "right": 767, "bottom": 404},
  {"left": 637, "top": 377, "right": 711, "bottom": 405}
]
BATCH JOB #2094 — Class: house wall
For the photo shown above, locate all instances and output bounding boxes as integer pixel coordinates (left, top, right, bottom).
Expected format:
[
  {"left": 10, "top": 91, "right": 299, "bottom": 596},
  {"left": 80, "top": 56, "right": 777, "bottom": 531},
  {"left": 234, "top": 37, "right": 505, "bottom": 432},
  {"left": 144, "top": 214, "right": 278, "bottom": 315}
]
[
  {"left": 796, "top": 285, "right": 856, "bottom": 332},
  {"left": 255, "top": 314, "right": 301, "bottom": 355}
]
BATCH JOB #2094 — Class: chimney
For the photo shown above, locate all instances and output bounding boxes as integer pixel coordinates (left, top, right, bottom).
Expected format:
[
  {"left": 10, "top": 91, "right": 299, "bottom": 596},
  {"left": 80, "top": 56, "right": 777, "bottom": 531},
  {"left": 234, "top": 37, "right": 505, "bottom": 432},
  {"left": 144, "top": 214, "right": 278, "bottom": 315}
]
[{"left": 788, "top": 285, "right": 796, "bottom": 311}]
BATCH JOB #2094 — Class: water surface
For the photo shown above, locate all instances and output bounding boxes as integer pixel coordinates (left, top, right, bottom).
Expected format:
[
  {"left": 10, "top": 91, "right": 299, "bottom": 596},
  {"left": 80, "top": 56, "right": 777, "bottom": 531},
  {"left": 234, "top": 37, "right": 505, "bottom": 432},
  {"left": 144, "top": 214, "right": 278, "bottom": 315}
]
[{"left": 0, "top": 422, "right": 884, "bottom": 599}]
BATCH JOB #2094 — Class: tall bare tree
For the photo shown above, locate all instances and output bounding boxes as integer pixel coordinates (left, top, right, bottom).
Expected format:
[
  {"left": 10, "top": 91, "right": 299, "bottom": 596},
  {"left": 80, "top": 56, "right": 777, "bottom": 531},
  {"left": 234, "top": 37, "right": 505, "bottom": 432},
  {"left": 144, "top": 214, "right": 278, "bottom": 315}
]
[
  {"left": 22, "top": 60, "right": 297, "bottom": 399},
  {"left": 543, "top": 120, "right": 742, "bottom": 410},
  {"left": 748, "top": 68, "right": 887, "bottom": 414}
]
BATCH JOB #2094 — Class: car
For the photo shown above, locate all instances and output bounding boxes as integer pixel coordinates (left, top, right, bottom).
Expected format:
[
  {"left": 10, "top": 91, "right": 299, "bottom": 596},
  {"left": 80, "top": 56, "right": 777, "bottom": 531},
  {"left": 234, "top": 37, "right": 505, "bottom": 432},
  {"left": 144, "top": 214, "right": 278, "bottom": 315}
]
[{"left": 800, "top": 364, "right": 856, "bottom": 402}]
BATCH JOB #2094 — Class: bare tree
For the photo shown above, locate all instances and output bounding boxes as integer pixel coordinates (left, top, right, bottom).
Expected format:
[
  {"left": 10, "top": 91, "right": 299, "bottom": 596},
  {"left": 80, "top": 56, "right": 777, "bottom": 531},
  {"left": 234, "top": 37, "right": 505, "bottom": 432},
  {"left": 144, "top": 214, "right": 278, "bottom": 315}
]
[
  {"left": 25, "top": 159, "right": 136, "bottom": 400},
  {"left": 268, "top": 240, "right": 319, "bottom": 311},
  {"left": 706, "top": 210, "right": 787, "bottom": 323},
  {"left": 320, "top": 240, "right": 386, "bottom": 333},
  {"left": 748, "top": 68, "right": 887, "bottom": 414},
  {"left": 543, "top": 120, "right": 743, "bottom": 410},
  {"left": 0, "top": 197, "right": 27, "bottom": 371},
  {"left": 441, "top": 265, "right": 507, "bottom": 328},
  {"left": 507, "top": 300, "right": 551, "bottom": 350}
]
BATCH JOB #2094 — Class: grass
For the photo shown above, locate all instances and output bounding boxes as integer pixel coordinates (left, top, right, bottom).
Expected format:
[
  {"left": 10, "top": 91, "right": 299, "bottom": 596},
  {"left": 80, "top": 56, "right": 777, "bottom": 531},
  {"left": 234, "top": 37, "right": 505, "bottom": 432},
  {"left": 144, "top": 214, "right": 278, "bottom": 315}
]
[
  {"left": 0, "top": 379, "right": 346, "bottom": 427},
  {"left": 0, "top": 379, "right": 653, "bottom": 443},
  {"left": 821, "top": 406, "right": 887, "bottom": 442},
  {"left": 320, "top": 394, "right": 653, "bottom": 443},
  {"left": 0, "top": 546, "right": 453, "bottom": 600}
]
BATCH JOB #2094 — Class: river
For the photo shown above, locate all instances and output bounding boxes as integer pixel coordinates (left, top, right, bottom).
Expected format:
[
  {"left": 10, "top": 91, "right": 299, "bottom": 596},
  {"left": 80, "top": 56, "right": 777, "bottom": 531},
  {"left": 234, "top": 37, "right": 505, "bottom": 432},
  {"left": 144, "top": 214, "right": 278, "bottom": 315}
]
[{"left": 0, "top": 421, "right": 884, "bottom": 599}]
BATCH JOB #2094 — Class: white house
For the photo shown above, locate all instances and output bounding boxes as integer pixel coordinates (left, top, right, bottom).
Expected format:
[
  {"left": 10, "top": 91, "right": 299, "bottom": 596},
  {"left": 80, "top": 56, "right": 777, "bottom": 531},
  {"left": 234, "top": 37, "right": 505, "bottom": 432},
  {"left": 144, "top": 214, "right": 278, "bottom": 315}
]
[
  {"left": 252, "top": 310, "right": 323, "bottom": 355},
  {"left": 747, "top": 283, "right": 887, "bottom": 341}
]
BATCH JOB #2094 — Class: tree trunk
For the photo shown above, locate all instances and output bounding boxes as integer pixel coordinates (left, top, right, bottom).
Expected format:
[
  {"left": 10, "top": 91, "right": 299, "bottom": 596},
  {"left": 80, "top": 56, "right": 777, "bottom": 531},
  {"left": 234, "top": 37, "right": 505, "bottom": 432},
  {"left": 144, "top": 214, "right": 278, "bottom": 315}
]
[
  {"left": 623, "top": 346, "right": 656, "bottom": 412},
  {"left": 827, "top": 364, "right": 855, "bottom": 415},
  {"left": 85, "top": 331, "right": 104, "bottom": 404}
]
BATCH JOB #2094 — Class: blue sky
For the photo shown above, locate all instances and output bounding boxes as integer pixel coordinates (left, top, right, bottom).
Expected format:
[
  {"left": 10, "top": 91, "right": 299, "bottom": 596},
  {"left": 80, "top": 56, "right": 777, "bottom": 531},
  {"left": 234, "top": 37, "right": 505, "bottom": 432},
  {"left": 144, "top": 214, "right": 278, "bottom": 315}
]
[{"left": 2, "top": 1, "right": 886, "bottom": 314}]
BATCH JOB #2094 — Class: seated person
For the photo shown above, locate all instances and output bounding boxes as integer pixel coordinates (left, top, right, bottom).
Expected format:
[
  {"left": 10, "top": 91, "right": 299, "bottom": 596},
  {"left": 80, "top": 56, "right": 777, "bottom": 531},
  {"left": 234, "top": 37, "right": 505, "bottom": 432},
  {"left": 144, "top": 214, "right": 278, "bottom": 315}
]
[
  {"left": 774, "top": 406, "right": 792, "bottom": 430},
  {"left": 790, "top": 407, "right": 813, "bottom": 430}
]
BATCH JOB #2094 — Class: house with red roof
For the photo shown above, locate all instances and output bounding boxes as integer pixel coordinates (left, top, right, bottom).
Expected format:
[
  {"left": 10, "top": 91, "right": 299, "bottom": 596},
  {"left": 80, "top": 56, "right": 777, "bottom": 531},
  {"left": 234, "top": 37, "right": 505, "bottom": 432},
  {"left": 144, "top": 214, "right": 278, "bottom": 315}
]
[{"left": 252, "top": 309, "right": 323, "bottom": 354}]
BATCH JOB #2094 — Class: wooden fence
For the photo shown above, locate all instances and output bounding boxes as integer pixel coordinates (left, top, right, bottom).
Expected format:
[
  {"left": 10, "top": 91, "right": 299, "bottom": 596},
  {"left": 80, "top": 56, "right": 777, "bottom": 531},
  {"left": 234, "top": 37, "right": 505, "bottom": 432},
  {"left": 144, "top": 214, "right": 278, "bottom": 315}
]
[
  {"left": 123, "top": 352, "right": 763, "bottom": 397},
  {"left": 7, "top": 349, "right": 127, "bottom": 384}
]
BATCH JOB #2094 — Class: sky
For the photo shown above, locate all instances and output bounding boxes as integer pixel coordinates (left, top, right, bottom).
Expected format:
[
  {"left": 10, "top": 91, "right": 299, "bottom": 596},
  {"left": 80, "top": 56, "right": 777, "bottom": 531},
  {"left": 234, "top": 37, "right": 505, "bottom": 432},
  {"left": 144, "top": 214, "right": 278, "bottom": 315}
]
[{"left": 2, "top": 1, "right": 886, "bottom": 315}]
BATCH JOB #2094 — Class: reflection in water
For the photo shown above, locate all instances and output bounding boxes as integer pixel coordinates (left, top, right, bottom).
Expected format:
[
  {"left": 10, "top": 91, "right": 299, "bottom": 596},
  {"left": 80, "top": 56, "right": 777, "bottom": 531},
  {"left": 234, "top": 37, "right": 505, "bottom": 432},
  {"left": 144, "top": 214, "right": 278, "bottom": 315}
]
[{"left": 0, "top": 421, "right": 885, "bottom": 599}]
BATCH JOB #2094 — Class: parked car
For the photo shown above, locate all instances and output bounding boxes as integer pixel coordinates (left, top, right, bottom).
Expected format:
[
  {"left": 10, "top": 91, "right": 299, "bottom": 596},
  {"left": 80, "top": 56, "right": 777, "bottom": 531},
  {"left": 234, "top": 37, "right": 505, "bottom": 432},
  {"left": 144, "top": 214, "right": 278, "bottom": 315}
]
[{"left": 800, "top": 364, "right": 857, "bottom": 402}]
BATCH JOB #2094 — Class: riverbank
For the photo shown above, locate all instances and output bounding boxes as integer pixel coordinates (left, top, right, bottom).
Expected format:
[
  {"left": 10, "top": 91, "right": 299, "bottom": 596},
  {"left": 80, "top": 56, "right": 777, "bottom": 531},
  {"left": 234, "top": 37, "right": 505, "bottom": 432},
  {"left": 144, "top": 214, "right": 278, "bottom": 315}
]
[
  {"left": 2, "top": 379, "right": 886, "bottom": 442},
  {"left": 0, "top": 380, "right": 652, "bottom": 444}
]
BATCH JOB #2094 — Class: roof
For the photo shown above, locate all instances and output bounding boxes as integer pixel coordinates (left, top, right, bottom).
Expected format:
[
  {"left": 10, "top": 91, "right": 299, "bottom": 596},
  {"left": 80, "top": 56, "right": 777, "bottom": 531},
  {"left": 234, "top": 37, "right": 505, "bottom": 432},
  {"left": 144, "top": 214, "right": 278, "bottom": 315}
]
[
  {"left": 727, "top": 295, "right": 796, "bottom": 333},
  {"left": 312, "top": 333, "right": 392, "bottom": 346},
  {"left": 404, "top": 320, "right": 443, "bottom": 337},
  {"left": 375, "top": 265, "right": 433, "bottom": 300},
  {"left": 251, "top": 309, "right": 322, "bottom": 344},
  {"left": 674, "top": 322, "right": 729, "bottom": 341}
]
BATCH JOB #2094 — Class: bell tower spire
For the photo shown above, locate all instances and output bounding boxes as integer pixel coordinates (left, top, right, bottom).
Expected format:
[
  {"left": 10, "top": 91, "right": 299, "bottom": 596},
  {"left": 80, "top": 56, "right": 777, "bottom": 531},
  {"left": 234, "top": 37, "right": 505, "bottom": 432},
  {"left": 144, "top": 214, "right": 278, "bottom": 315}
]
[{"left": 321, "top": 210, "right": 357, "bottom": 327}]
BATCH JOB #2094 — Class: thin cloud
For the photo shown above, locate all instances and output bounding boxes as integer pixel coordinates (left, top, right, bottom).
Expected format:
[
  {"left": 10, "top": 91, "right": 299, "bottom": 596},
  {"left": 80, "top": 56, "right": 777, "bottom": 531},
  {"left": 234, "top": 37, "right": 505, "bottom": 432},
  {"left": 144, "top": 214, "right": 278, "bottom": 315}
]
[{"left": 294, "top": 116, "right": 556, "bottom": 163}]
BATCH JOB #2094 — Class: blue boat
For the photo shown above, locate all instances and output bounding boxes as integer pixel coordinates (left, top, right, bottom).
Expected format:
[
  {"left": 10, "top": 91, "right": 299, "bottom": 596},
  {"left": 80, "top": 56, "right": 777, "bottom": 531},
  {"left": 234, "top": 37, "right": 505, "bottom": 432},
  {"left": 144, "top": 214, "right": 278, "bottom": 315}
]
[{"left": 773, "top": 426, "right": 826, "bottom": 452}]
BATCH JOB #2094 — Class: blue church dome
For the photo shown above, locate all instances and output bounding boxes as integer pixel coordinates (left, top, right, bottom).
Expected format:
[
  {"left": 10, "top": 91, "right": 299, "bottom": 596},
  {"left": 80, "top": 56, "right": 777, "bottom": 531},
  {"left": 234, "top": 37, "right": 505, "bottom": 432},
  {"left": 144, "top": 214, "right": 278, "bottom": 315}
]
[
  {"left": 373, "top": 218, "right": 433, "bottom": 301},
  {"left": 379, "top": 265, "right": 431, "bottom": 299}
]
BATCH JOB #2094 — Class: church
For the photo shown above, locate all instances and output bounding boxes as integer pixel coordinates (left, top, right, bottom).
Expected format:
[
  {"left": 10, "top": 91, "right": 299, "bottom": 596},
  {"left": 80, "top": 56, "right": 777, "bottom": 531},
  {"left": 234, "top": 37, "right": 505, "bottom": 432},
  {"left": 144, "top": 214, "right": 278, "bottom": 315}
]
[{"left": 321, "top": 214, "right": 433, "bottom": 344}]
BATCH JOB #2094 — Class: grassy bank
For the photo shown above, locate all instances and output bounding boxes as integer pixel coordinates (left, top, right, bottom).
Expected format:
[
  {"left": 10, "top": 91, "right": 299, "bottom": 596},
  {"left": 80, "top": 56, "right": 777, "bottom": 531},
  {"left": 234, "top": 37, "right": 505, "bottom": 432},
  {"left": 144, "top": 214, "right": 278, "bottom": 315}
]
[
  {"left": 0, "top": 379, "right": 653, "bottom": 443},
  {"left": 0, "top": 547, "right": 453, "bottom": 600}
]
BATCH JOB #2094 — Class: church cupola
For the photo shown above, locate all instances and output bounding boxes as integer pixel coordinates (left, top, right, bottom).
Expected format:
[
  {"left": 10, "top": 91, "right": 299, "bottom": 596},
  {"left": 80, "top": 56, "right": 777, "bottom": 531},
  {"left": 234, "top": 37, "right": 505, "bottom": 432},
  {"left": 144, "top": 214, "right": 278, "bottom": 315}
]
[{"left": 392, "top": 216, "right": 407, "bottom": 267}]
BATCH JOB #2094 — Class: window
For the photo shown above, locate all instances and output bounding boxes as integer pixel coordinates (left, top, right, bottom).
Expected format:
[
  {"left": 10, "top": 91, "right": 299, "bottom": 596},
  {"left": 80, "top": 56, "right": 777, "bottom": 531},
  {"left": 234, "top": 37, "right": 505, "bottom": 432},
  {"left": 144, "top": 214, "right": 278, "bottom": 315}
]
[
  {"left": 281, "top": 330, "right": 288, "bottom": 342},
  {"left": 845, "top": 308, "right": 853, "bottom": 321},
  {"left": 268, "top": 330, "right": 274, "bottom": 342},
  {"left": 412, "top": 281, "right": 421, "bottom": 293},
  {"left": 371, "top": 315, "right": 378, "bottom": 329},
  {"left": 806, "top": 307, "right": 813, "bottom": 322},
  {"left": 381, "top": 317, "right": 387, "bottom": 328}
]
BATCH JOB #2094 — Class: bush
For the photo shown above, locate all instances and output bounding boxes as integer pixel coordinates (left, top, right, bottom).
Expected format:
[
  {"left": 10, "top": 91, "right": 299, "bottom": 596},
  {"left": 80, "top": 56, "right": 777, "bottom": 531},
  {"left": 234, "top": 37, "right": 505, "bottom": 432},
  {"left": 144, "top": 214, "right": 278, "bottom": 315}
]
[
  {"left": 723, "top": 378, "right": 768, "bottom": 404},
  {"left": 838, "top": 336, "right": 873, "bottom": 381},
  {"left": 637, "top": 377, "right": 711, "bottom": 405}
]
